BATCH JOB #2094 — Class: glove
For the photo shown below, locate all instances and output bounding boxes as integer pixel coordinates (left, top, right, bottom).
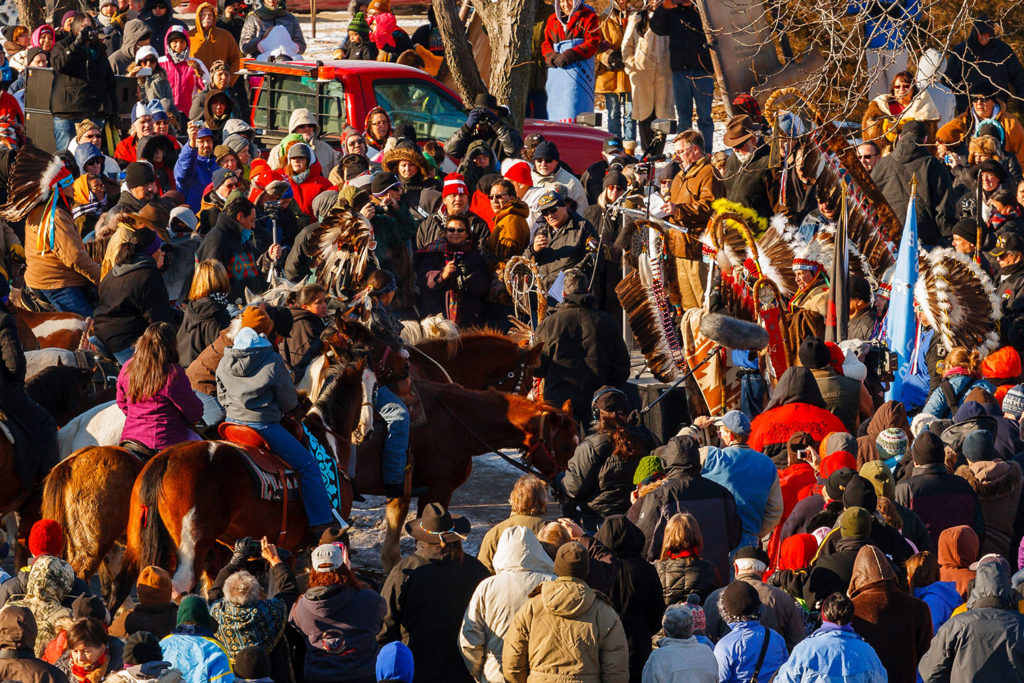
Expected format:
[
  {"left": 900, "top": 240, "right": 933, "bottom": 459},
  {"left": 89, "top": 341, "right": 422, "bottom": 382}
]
[
  {"left": 551, "top": 52, "right": 571, "bottom": 68},
  {"left": 466, "top": 108, "right": 483, "bottom": 128},
  {"left": 230, "top": 536, "right": 256, "bottom": 566},
  {"left": 606, "top": 49, "right": 624, "bottom": 70},
  {"left": 544, "top": 51, "right": 558, "bottom": 67}
]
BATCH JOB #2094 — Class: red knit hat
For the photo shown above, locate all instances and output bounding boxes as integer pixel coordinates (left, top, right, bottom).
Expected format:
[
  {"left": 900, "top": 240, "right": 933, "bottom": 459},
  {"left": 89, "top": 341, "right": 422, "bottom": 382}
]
[
  {"left": 442, "top": 173, "right": 467, "bottom": 198},
  {"left": 502, "top": 159, "right": 533, "bottom": 187},
  {"left": 820, "top": 450, "right": 857, "bottom": 478},
  {"left": 29, "top": 519, "right": 64, "bottom": 558}
]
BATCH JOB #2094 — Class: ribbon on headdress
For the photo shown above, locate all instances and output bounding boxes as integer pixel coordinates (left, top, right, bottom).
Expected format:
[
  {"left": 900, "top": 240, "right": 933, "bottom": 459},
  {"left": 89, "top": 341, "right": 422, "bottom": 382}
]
[{"left": 36, "top": 168, "right": 73, "bottom": 254}]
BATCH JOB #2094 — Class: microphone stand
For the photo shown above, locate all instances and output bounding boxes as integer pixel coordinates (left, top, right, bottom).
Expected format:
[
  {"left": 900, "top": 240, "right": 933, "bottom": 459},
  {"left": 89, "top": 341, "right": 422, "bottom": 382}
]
[{"left": 640, "top": 344, "right": 720, "bottom": 416}]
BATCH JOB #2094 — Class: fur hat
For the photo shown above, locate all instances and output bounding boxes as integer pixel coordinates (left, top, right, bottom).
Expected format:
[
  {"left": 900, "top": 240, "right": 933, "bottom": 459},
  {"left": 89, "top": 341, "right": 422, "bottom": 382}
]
[
  {"left": 28, "top": 519, "right": 64, "bottom": 558},
  {"left": 136, "top": 565, "right": 172, "bottom": 605},
  {"left": 720, "top": 581, "right": 760, "bottom": 620},
  {"left": 382, "top": 146, "right": 430, "bottom": 178}
]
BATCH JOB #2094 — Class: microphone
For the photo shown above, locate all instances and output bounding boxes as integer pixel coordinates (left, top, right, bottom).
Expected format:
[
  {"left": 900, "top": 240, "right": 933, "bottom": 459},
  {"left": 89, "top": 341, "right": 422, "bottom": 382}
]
[{"left": 699, "top": 313, "right": 770, "bottom": 351}]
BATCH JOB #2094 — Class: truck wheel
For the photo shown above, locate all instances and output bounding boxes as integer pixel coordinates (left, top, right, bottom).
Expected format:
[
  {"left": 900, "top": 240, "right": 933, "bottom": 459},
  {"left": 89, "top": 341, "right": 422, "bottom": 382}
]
[{"left": 0, "top": 0, "right": 17, "bottom": 26}]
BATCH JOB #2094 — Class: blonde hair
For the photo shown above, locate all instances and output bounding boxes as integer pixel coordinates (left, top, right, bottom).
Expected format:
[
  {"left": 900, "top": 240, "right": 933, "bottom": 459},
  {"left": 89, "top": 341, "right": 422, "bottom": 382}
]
[
  {"left": 943, "top": 347, "right": 981, "bottom": 377},
  {"left": 537, "top": 522, "right": 570, "bottom": 549},
  {"left": 906, "top": 551, "right": 939, "bottom": 592},
  {"left": 509, "top": 475, "right": 547, "bottom": 516},
  {"left": 188, "top": 259, "right": 230, "bottom": 300},
  {"left": 660, "top": 512, "right": 703, "bottom": 559}
]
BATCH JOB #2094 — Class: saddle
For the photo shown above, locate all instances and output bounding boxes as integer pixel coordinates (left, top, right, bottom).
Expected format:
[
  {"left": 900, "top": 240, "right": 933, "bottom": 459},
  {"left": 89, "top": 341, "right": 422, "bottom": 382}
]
[{"left": 118, "top": 439, "right": 156, "bottom": 463}]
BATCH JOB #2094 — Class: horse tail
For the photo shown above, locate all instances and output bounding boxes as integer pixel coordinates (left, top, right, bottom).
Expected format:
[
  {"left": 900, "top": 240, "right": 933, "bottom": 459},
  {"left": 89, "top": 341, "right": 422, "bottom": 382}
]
[
  {"left": 134, "top": 455, "right": 173, "bottom": 570},
  {"left": 40, "top": 455, "right": 73, "bottom": 533}
]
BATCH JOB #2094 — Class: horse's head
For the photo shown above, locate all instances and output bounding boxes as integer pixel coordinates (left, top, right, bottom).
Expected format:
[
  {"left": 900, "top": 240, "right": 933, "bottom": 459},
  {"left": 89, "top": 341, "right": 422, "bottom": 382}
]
[
  {"left": 311, "top": 356, "right": 375, "bottom": 447},
  {"left": 523, "top": 398, "right": 578, "bottom": 478},
  {"left": 332, "top": 313, "right": 410, "bottom": 385}
]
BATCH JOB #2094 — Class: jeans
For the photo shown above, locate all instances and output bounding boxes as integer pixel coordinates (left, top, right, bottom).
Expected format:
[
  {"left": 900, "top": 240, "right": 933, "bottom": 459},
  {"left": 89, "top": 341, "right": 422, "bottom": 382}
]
[
  {"left": 54, "top": 116, "right": 103, "bottom": 152},
  {"left": 671, "top": 70, "right": 714, "bottom": 153},
  {"left": 40, "top": 286, "right": 93, "bottom": 317},
  {"left": 375, "top": 385, "right": 410, "bottom": 486},
  {"left": 197, "top": 392, "right": 225, "bottom": 427},
  {"left": 603, "top": 92, "right": 636, "bottom": 141},
  {"left": 236, "top": 420, "right": 334, "bottom": 526},
  {"left": 740, "top": 372, "right": 768, "bottom": 420},
  {"left": 113, "top": 347, "right": 134, "bottom": 364}
]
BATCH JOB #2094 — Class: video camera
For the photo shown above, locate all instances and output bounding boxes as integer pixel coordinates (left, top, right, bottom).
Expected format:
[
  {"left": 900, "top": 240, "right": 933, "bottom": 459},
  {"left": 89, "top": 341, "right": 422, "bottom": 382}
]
[{"left": 868, "top": 339, "right": 899, "bottom": 383}]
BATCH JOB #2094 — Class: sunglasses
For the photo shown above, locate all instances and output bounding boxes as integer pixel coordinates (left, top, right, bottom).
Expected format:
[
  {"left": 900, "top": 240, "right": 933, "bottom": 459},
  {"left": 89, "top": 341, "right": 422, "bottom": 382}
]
[
  {"left": 86, "top": 158, "right": 102, "bottom": 166},
  {"left": 446, "top": 227, "right": 467, "bottom": 233},
  {"left": 489, "top": 193, "right": 510, "bottom": 200},
  {"left": 857, "top": 153, "right": 877, "bottom": 159},
  {"left": 83, "top": 133, "right": 101, "bottom": 140},
  {"left": 541, "top": 206, "right": 561, "bottom": 216}
]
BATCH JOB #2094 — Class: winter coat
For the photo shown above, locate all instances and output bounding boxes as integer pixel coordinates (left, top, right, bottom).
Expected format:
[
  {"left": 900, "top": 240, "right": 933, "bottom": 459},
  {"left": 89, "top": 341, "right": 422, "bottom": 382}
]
[
  {"left": 0, "top": 605, "right": 69, "bottom": 683},
  {"left": 595, "top": 516, "right": 665, "bottom": 682},
  {"left": 654, "top": 554, "right": 719, "bottom": 604},
  {"left": 921, "top": 374, "right": 996, "bottom": 419},
  {"left": 288, "top": 166, "right": 335, "bottom": 221},
  {"left": 773, "top": 623, "right": 887, "bottom": 683},
  {"left": 722, "top": 144, "right": 776, "bottom": 222},
  {"left": 189, "top": 88, "right": 243, "bottom": 139},
  {"left": 289, "top": 581, "right": 385, "bottom": 682},
  {"left": 702, "top": 444, "right": 783, "bottom": 549},
  {"left": 955, "top": 459, "right": 1022, "bottom": 561},
  {"left": 855, "top": 399, "right": 912, "bottom": 465},
  {"left": 541, "top": 0, "right": 601, "bottom": 62},
  {"left": 460, "top": 526, "right": 556, "bottom": 683},
  {"left": 111, "top": 602, "right": 180, "bottom": 640},
  {"left": 340, "top": 37, "right": 378, "bottom": 60},
  {"left": 108, "top": 18, "right": 153, "bottom": 74},
  {"left": 640, "top": 636, "right": 717, "bottom": 683},
  {"left": 279, "top": 308, "right": 324, "bottom": 381},
  {"left": 649, "top": 3, "right": 711, "bottom": 73},
  {"left": 811, "top": 366, "right": 866, "bottom": 434},
  {"left": 415, "top": 240, "right": 490, "bottom": 327},
  {"left": 595, "top": 8, "right": 629, "bottom": 94},
  {"left": 997, "top": 259, "right": 1024, "bottom": 350},
  {"left": 528, "top": 165, "right": 590, "bottom": 217},
  {"left": 534, "top": 292, "right": 629, "bottom": 427},
  {"left": 918, "top": 562, "right": 1024, "bottom": 682},
  {"left": 861, "top": 91, "right": 941, "bottom": 154},
  {"left": 938, "top": 107, "right": 1024, "bottom": 167},
  {"left": 94, "top": 254, "right": 180, "bottom": 353},
  {"left": 486, "top": 199, "right": 532, "bottom": 301},
  {"left": 105, "top": 661, "right": 183, "bottom": 683},
  {"left": 895, "top": 462, "right": 984, "bottom": 548},
  {"left": 952, "top": 400, "right": 1024, "bottom": 464},
  {"left": 668, "top": 157, "right": 722, "bottom": 233},
  {"left": 195, "top": 213, "right": 261, "bottom": 303},
  {"left": 190, "top": 3, "right": 242, "bottom": 83},
  {"left": 915, "top": 580, "right": 962, "bottom": 634},
  {"left": 620, "top": 11, "right": 673, "bottom": 122},
  {"left": 174, "top": 143, "right": 219, "bottom": 211},
  {"left": 871, "top": 133, "right": 956, "bottom": 246},
  {"left": 117, "top": 361, "right": 203, "bottom": 451},
  {"left": 635, "top": 437, "right": 742, "bottom": 578},
  {"left": 49, "top": 33, "right": 116, "bottom": 118},
  {"left": 981, "top": 346, "right": 1021, "bottom": 403},
  {"left": 216, "top": 333, "right": 297, "bottom": 424},
  {"left": 944, "top": 34, "right": 1024, "bottom": 113},
  {"left": 379, "top": 550, "right": 490, "bottom": 683},
  {"left": 239, "top": 10, "right": 306, "bottom": 57},
  {"left": 140, "top": 0, "right": 174, "bottom": 56},
  {"left": 502, "top": 577, "right": 629, "bottom": 683},
  {"left": 713, "top": 621, "right": 788, "bottom": 683},
  {"left": 267, "top": 110, "right": 339, "bottom": 175},
  {"left": 177, "top": 295, "right": 232, "bottom": 368},
  {"left": 444, "top": 114, "right": 522, "bottom": 163},
  {"left": 24, "top": 205, "right": 101, "bottom": 290},
  {"left": 775, "top": 536, "right": 870, "bottom": 608},
  {"left": 477, "top": 514, "right": 547, "bottom": 573},
  {"left": 562, "top": 432, "right": 651, "bottom": 524},
  {"left": 159, "top": 628, "right": 235, "bottom": 683},
  {"left": 524, "top": 211, "right": 597, "bottom": 286},
  {"left": 158, "top": 27, "right": 209, "bottom": 118},
  {"left": 187, "top": 325, "right": 234, "bottom": 397},
  {"left": 703, "top": 575, "right": 806, "bottom": 651},
  {"left": 848, "top": 545, "right": 933, "bottom": 683},
  {"left": 938, "top": 524, "right": 979, "bottom": 599}
]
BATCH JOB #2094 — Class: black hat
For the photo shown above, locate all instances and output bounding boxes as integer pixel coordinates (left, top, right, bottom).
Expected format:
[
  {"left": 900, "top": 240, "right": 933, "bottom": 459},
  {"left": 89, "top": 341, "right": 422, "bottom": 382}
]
[
  {"left": 533, "top": 140, "right": 559, "bottom": 162},
  {"left": 734, "top": 546, "right": 770, "bottom": 565},
  {"left": 842, "top": 475, "right": 878, "bottom": 513},
  {"left": 602, "top": 137, "right": 624, "bottom": 154},
  {"left": 524, "top": 133, "right": 545, "bottom": 147},
  {"left": 473, "top": 93, "right": 498, "bottom": 110},
  {"left": 264, "top": 305, "right": 293, "bottom": 338},
  {"left": 977, "top": 122, "right": 1002, "bottom": 140},
  {"left": 974, "top": 13, "right": 995, "bottom": 36},
  {"left": 963, "top": 429, "right": 995, "bottom": 462},
  {"left": 553, "top": 541, "right": 590, "bottom": 578},
  {"left": 405, "top": 502, "right": 471, "bottom": 544},
  {"left": 912, "top": 431, "right": 945, "bottom": 465},
  {"left": 901, "top": 120, "right": 927, "bottom": 142},
  {"left": 991, "top": 231, "right": 1024, "bottom": 257},
  {"left": 603, "top": 170, "right": 627, "bottom": 189},
  {"left": 122, "top": 631, "right": 163, "bottom": 666},
  {"left": 371, "top": 172, "right": 400, "bottom": 195},
  {"left": 824, "top": 467, "right": 856, "bottom": 500},
  {"left": 234, "top": 646, "right": 272, "bottom": 679},
  {"left": 977, "top": 159, "right": 1009, "bottom": 184},
  {"left": 848, "top": 275, "right": 871, "bottom": 304},
  {"left": 953, "top": 219, "right": 984, "bottom": 243},
  {"left": 798, "top": 337, "right": 831, "bottom": 370},
  {"left": 125, "top": 161, "right": 156, "bottom": 190},
  {"left": 721, "top": 581, "right": 761, "bottom": 619}
]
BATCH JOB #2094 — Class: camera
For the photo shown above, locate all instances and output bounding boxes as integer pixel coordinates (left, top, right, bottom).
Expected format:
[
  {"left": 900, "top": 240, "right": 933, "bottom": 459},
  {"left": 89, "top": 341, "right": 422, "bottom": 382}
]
[
  {"left": 451, "top": 251, "right": 464, "bottom": 267},
  {"left": 81, "top": 26, "right": 98, "bottom": 42},
  {"left": 868, "top": 339, "right": 898, "bottom": 383},
  {"left": 264, "top": 199, "right": 281, "bottom": 215},
  {"left": 241, "top": 538, "right": 262, "bottom": 559}
]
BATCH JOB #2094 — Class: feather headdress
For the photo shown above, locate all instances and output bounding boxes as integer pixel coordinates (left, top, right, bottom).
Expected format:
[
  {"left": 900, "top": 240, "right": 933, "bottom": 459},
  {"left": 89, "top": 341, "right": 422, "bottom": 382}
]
[
  {"left": 0, "top": 145, "right": 73, "bottom": 253},
  {"left": 914, "top": 248, "right": 1001, "bottom": 354},
  {"left": 311, "top": 206, "right": 379, "bottom": 298}
]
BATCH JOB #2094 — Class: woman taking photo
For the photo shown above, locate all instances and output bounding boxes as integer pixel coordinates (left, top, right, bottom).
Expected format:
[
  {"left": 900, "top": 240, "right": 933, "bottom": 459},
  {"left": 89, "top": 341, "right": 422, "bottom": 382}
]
[{"left": 117, "top": 322, "right": 204, "bottom": 453}]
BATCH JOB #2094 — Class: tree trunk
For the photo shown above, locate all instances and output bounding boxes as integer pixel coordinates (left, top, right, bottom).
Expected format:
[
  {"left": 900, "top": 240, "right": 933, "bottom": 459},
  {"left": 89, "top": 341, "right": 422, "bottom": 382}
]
[
  {"left": 14, "top": 0, "right": 44, "bottom": 28},
  {"left": 432, "top": 0, "right": 488, "bottom": 105},
  {"left": 472, "top": 0, "right": 536, "bottom": 129}
]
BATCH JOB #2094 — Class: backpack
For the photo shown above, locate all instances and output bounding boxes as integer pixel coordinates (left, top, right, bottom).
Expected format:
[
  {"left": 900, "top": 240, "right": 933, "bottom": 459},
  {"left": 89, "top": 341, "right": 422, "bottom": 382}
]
[{"left": 645, "top": 494, "right": 691, "bottom": 561}]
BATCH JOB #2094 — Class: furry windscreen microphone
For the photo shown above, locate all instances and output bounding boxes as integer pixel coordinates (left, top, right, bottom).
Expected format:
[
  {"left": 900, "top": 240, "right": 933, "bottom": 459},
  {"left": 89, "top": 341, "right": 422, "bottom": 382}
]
[{"left": 699, "top": 313, "right": 770, "bottom": 351}]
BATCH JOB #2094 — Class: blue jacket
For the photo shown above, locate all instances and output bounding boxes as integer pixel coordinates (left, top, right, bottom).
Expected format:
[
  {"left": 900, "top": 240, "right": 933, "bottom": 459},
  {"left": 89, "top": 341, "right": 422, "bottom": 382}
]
[
  {"left": 160, "top": 629, "right": 235, "bottom": 683},
  {"left": 703, "top": 444, "right": 780, "bottom": 550},
  {"left": 774, "top": 623, "right": 887, "bottom": 683},
  {"left": 915, "top": 581, "right": 961, "bottom": 635},
  {"left": 174, "top": 142, "right": 218, "bottom": 211},
  {"left": 714, "top": 621, "right": 788, "bottom": 683},
  {"left": 846, "top": 0, "right": 920, "bottom": 50},
  {"left": 921, "top": 375, "right": 996, "bottom": 419}
]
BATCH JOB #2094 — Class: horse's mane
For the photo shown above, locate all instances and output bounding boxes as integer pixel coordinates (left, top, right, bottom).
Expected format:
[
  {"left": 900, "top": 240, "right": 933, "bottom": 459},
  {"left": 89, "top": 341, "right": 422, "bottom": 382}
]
[
  {"left": 400, "top": 314, "right": 460, "bottom": 347},
  {"left": 312, "top": 360, "right": 363, "bottom": 410},
  {"left": 412, "top": 325, "right": 520, "bottom": 362}
]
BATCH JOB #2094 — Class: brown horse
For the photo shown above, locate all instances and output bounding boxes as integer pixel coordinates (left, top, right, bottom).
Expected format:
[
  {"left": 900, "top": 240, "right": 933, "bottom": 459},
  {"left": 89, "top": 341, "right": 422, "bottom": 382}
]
[
  {"left": 10, "top": 305, "right": 89, "bottom": 350},
  {"left": 111, "top": 359, "right": 369, "bottom": 609},
  {"left": 352, "top": 381, "right": 578, "bottom": 569},
  {"left": 41, "top": 446, "right": 144, "bottom": 599},
  {"left": 408, "top": 329, "right": 542, "bottom": 395}
]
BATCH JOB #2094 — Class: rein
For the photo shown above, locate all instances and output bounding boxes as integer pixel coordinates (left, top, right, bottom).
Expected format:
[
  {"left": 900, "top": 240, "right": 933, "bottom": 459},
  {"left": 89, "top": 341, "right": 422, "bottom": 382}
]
[{"left": 406, "top": 343, "right": 455, "bottom": 383}]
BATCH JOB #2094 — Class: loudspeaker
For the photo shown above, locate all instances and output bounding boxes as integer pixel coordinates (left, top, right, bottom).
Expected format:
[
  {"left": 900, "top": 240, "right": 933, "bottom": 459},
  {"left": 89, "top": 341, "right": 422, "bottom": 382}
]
[{"left": 629, "top": 377, "right": 690, "bottom": 444}]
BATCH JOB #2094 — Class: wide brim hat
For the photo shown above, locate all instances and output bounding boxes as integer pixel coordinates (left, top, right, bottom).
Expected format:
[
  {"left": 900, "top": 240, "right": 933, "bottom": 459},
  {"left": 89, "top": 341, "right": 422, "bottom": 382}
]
[
  {"left": 405, "top": 502, "right": 471, "bottom": 544},
  {"left": 723, "top": 114, "right": 756, "bottom": 148}
]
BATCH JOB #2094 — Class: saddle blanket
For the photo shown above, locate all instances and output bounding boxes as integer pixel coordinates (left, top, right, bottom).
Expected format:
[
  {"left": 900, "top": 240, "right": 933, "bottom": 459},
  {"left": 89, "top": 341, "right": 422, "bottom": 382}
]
[{"left": 238, "top": 426, "right": 344, "bottom": 513}]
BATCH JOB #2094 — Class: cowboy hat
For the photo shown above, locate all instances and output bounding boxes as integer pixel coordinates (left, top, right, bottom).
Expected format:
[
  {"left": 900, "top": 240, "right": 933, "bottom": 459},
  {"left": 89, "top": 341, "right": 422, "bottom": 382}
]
[
  {"left": 405, "top": 502, "right": 471, "bottom": 544},
  {"left": 723, "top": 114, "right": 756, "bottom": 149}
]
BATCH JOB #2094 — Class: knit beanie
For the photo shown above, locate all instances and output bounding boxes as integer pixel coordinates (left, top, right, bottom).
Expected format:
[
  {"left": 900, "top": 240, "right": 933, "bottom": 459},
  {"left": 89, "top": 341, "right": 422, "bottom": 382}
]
[
  {"left": 122, "top": 631, "right": 163, "bottom": 666},
  {"left": 240, "top": 306, "right": 274, "bottom": 336},
  {"left": 176, "top": 595, "right": 213, "bottom": 630},
  {"left": 839, "top": 506, "right": 872, "bottom": 539},
  {"left": 502, "top": 158, "right": 533, "bottom": 187},
  {"left": 603, "top": 170, "right": 627, "bottom": 189},
  {"left": 75, "top": 119, "right": 99, "bottom": 140},
  {"left": 348, "top": 11, "right": 370, "bottom": 35},
  {"left": 136, "top": 565, "right": 173, "bottom": 605},
  {"left": 824, "top": 467, "right": 856, "bottom": 501},
  {"left": 662, "top": 604, "right": 694, "bottom": 639},
  {"left": 442, "top": 172, "right": 468, "bottom": 198},
  {"left": 553, "top": 541, "right": 589, "bottom": 578},
  {"left": 1003, "top": 384, "right": 1024, "bottom": 420},
  {"left": 287, "top": 141, "right": 312, "bottom": 160},
  {"left": 875, "top": 427, "right": 908, "bottom": 463},
  {"left": 820, "top": 451, "right": 857, "bottom": 480},
  {"left": 963, "top": 429, "right": 996, "bottom": 463},
  {"left": 859, "top": 460, "right": 895, "bottom": 500},
  {"left": 842, "top": 475, "right": 878, "bottom": 513},
  {"left": 234, "top": 646, "right": 272, "bottom": 680},
  {"left": 721, "top": 581, "right": 760, "bottom": 620},
  {"left": 125, "top": 161, "right": 156, "bottom": 190},
  {"left": 632, "top": 454, "right": 665, "bottom": 486},
  {"left": 28, "top": 519, "right": 64, "bottom": 557},
  {"left": 912, "top": 431, "right": 945, "bottom": 465}
]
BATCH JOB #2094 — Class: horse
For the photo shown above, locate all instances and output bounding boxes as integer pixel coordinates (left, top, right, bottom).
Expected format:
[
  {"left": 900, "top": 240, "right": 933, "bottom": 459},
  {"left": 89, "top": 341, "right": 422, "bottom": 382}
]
[
  {"left": 408, "top": 328, "right": 543, "bottom": 395},
  {"left": 9, "top": 305, "right": 89, "bottom": 350},
  {"left": 25, "top": 362, "right": 115, "bottom": 427},
  {"left": 110, "top": 358, "right": 371, "bottom": 609},
  {"left": 352, "top": 381, "right": 578, "bottom": 569}
]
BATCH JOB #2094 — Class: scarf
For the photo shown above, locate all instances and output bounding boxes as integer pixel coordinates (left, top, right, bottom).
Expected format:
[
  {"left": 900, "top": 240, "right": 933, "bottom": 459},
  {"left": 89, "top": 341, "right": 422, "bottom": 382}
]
[
  {"left": 664, "top": 549, "right": 697, "bottom": 559},
  {"left": 370, "top": 13, "right": 398, "bottom": 50},
  {"left": 256, "top": 3, "right": 286, "bottom": 20},
  {"left": 70, "top": 650, "right": 108, "bottom": 683},
  {"left": 169, "top": 47, "right": 189, "bottom": 63}
]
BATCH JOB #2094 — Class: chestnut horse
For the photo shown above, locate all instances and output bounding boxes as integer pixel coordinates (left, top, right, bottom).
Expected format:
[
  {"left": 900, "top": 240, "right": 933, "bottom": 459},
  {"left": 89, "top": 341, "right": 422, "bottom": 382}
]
[
  {"left": 110, "top": 359, "right": 371, "bottom": 610},
  {"left": 408, "top": 329, "right": 542, "bottom": 395},
  {"left": 353, "top": 381, "right": 578, "bottom": 569},
  {"left": 10, "top": 305, "right": 89, "bottom": 350}
]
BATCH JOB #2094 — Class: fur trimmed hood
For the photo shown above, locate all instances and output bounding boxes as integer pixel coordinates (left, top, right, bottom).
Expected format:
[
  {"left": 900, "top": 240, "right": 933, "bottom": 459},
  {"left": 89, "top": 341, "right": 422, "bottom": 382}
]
[{"left": 956, "top": 459, "right": 1023, "bottom": 498}]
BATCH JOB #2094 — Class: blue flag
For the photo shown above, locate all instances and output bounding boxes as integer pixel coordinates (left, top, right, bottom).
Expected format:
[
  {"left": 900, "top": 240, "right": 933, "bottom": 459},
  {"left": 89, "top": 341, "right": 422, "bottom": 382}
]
[{"left": 885, "top": 191, "right": 919, "bottom": 402}]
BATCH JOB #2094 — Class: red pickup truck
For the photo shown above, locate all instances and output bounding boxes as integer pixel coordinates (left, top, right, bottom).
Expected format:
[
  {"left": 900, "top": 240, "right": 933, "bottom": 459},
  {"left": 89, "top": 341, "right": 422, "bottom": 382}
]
[{"left": 244, "top": 59, "right": 609, "bottom": 171}]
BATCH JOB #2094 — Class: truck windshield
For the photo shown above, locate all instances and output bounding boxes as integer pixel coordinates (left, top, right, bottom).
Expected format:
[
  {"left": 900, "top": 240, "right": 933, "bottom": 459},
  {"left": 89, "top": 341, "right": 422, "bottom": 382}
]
[{"left": 372, "top": 79, "right": 465, "bottom": 141}]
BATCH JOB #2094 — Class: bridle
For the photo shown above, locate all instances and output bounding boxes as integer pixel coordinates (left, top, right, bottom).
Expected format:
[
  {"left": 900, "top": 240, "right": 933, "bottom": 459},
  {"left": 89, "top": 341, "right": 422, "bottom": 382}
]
[
  {"left": 486, "top": 345, "right": 531, "bottom": 395},
  {"left": 521, "top": 409, "right": 562, "bottom": 479}
]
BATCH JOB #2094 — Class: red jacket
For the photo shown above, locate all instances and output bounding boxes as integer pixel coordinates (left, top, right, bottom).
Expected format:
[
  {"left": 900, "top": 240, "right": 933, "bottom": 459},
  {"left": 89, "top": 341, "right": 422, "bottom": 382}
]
[
  {"left": 288, "top": 163, "right": 333, "bottom": 217},
  {"left": 765, "top": 461, "right": 818, "bottom": 568},
  {"left": 541, "top": 3, "right": 601, "bottom": 60},
  {"left": 749, "top": 402, "right": 847, "bottom": 464}
]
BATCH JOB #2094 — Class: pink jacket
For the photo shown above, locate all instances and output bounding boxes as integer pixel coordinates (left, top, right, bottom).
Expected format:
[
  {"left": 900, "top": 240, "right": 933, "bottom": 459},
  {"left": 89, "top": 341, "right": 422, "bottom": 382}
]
[
  {"left": 117, "top": 360, "right": 204, "bottom": 450},
  {"left": 158, "top": 24, "right": 208, "bottom": 116}
]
